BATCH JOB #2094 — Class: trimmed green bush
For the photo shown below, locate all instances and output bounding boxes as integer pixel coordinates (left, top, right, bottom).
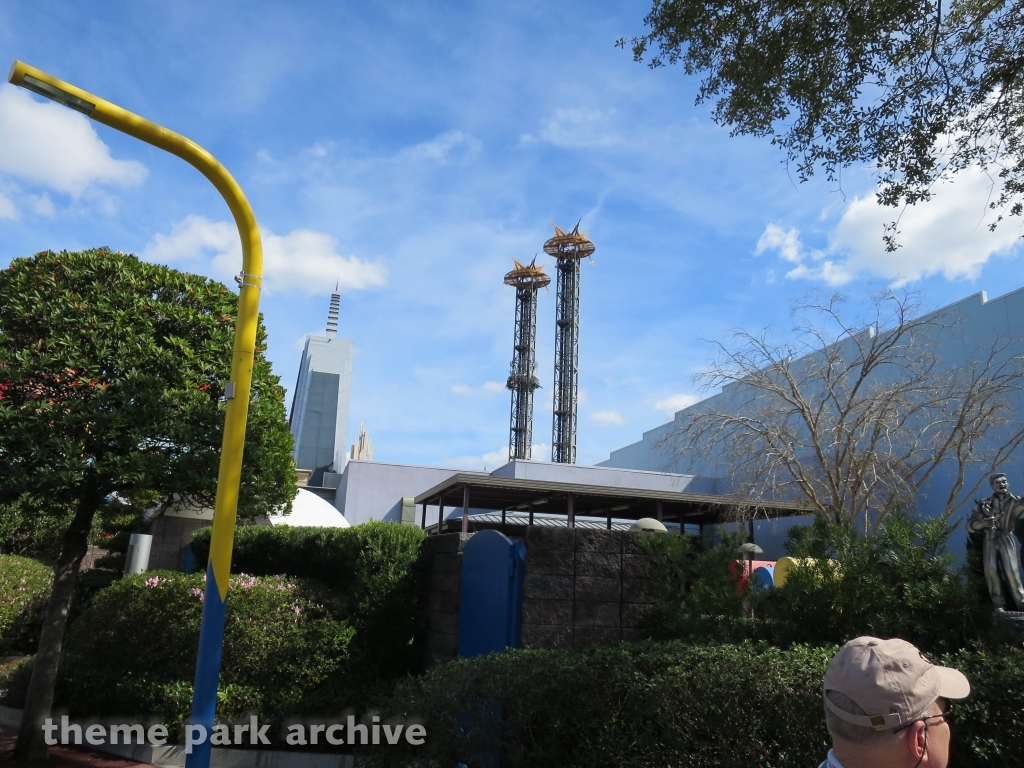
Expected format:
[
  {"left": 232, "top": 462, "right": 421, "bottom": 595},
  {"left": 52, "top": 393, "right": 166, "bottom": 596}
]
[
  {"left": 57, "top": 572, "right": 354, "bottom": 727},
  {"left": 756, "top": 515, "right": 991, "bottom": 654},
  {"left": 640, "top": 530, "right": 758, "bottom": 643},
  {"left": 945, "top": 648, "right": 1024, "bottom": 765},
  {"left": 191, "top": 522, "right": 426, "bottom": 698},
  {"left": 641, "top": 515, "right": 992, "bottom": 654},
  {"left": 368, "top": 641, "right": 1024, "bottom": 768},
  {"left": 0, "top": 554, "right": 52, "bottom": 654},
  {"left": 0, "top": 655, "right": 34, "bottom": 706},
  {"left": 0, "top": 495, "right": 73, "bottom": 561}
]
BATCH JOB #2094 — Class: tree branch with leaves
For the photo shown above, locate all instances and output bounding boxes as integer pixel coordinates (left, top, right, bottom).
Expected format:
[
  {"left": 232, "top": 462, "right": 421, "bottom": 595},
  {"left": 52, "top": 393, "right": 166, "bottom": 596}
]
[
  {"left": 0, "top": 249, "right": 296, "bottom": 760},
  {"left": 621, "top": 0, "right": 1024, "bottom": 247}
]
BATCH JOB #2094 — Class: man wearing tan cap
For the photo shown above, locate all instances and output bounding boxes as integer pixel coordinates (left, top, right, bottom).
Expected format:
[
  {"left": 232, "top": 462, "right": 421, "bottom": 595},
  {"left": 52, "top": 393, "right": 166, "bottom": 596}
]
[{"left": 820, "top": 637, "right": 970, "bottom": 768}]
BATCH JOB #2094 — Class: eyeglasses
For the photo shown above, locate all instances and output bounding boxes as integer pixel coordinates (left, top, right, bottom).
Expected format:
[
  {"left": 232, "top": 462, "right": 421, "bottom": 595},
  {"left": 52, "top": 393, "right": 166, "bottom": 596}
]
[
  {"left": 923, "top": 700, "right": 954, "bottom": 726},
  {"left": 894, "top": 700, "right": 953, "bottom": 732}
]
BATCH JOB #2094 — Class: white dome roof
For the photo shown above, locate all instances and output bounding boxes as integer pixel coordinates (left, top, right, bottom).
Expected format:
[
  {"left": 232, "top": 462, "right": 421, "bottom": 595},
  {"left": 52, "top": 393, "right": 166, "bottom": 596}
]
[{"left": 269, "top": 488, "right": 351, "bottom": 528}]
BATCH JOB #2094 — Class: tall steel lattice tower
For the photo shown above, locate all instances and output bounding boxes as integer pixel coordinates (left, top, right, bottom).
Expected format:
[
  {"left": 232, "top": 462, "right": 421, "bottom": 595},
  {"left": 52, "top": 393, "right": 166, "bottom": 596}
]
[
  {"left": 545, "top": 222, "right": 595, "bottom": 464},
  {"left": 505, "top": 258, "right": 550, "bottom": 460}
]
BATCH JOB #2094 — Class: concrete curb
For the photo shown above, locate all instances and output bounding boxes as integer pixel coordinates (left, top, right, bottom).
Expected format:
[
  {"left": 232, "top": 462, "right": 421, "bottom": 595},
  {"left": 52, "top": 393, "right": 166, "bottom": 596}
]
[{"left": 0, "top": 706, "right": 355, "bottom": 768}]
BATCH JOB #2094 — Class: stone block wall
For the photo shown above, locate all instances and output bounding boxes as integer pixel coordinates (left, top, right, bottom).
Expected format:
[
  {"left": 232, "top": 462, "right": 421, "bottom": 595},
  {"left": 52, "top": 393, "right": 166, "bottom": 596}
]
[
  {"left": 520, "top": 527, "right": 655, "bottom": 649},
  {"left": 422, "top": 532, "right": 471, "bottom": 668},
  {"left": 419, "top": 528, "right": 657, "bottom": 667}
]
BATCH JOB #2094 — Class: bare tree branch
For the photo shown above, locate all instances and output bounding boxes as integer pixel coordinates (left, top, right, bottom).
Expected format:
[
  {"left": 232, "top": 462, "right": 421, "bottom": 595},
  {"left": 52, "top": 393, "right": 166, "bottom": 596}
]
[{"left": 660, "top": 289, "right": 1024, "bottom": 530}]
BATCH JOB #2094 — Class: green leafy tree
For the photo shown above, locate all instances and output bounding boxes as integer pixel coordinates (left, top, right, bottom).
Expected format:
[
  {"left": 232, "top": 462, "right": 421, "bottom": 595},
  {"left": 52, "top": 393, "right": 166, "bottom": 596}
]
[
  {"left": 621, "top": 0, "right": 1024, "bottom": 246},
  {"left": 0, "top": 248, "right": 295, "bottom": 760}
]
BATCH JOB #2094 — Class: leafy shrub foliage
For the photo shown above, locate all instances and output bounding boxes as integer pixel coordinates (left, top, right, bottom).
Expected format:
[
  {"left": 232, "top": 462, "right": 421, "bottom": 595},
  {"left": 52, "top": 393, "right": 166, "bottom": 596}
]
[
  {"left": 368, "top": 641, "right": 1024, "bottom": 768},
  {"left": 55, "top": 572, "right": 354, "bottom": 727},
  {"left": 3, "top": 524, "right": 424, "bottom": 725},
  {"left": 641, "top": 515, "right": 992, "bottom": 654},
  {"left": 758, "top": 515, "right": 991, "bottom": 654},
  {"left": 0, "top": 655, "right": 34, "bottom": 707},
  {"left": 947, "top": 648, "right": 1024, "bottom": 765},
  {"left": 191, "top": 521, "right": 426, "bottom": 700},
  {"left": 0, "top": 553, "right": 123, "bottom": 658},
  {"left": 0, "top": 555, "right": 52, "bottom": 654},
  {"left": 640, "top": 530, "right": 757, "bottom": 642},
  {"left": 0, "top": 495, "right": 73, "bottom": 561}
]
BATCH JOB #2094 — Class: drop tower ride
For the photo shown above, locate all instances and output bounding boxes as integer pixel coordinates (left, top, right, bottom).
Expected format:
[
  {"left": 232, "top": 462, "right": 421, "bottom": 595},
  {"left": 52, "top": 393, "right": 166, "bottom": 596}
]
[
  {"left": 544, "top": 222, "right": 595, "bottom": 464},
  {"left": 504, "top": 257, "right": 550, "bottom": 460}
]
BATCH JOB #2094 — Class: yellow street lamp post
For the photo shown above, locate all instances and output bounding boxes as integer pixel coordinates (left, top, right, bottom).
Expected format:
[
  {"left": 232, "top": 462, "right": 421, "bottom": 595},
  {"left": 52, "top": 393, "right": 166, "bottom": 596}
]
[{"left": 7, "top": 61, "right": 262, "bottom": 768}]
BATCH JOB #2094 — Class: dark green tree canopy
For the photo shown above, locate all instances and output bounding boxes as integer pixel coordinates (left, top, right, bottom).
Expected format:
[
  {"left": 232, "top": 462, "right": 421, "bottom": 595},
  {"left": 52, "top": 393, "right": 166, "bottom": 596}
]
[
  {"left": 0, "top": 248, "right": 295, "bottom": 519},
  {"left": 1, "top": 248, "right": 296, "bottom": 761},
  {"left": 623, "top": 0, "right": 1024, "bottom": 244}
]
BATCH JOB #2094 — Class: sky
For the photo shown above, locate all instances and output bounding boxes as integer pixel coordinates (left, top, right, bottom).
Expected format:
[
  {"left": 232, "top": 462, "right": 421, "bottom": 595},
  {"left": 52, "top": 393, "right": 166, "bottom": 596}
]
[{"left": 2, "top": 1, "right": 1022, "bottom": 470}]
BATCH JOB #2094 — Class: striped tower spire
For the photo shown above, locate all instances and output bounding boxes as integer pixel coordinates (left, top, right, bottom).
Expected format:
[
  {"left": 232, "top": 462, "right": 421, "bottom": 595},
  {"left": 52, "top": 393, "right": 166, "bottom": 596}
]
[{"left": 326, "top": 280, "right": 340, "bottom": 337}]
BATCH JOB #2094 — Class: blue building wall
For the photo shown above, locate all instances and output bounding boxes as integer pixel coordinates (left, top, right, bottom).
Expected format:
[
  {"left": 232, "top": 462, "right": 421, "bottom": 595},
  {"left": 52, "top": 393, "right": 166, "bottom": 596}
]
[{"left": 600, "top": 287, "right": 1024, "bottom": 559}]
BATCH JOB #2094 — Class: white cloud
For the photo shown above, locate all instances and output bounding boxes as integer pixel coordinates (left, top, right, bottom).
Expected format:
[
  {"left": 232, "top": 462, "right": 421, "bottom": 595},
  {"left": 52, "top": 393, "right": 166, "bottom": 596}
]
[
  {"left": 451, "top": 381, "right": 505, "bottom": 397},
  {"left": 439, "top": 443, "right": 550, "bottom": 470},
  {"left": 0, "top": 86, "right": 146, "bottom": 198},
  {"left": 654, "top": 393, "right": 700, "bottom": 417},
  {"left": 520, "top": 108, "right": 619, "bottom": 149},
  {"left": 142, "top": 215, "right": 388, "bottom": 295},
  {"left": 144, "top": 215, "right": 237, "bottom": 263},
  {"left": 30, "top": 193, "right": 55, "bottom": 217},
  {"left": 756, "top": 168, "right": 1023, "bottom": 286},
  {"left": 756, "top": 223, "right": 812, "bottom": 265},
  {"left": 755, "top": 223, "right": 852, "bottom": 286},
  {"left": 0, "top": 191, "right": 16, "bottom": 220},
  {"left": 399, "top": 130, "right": 481, "bottom": 164},
  {"left": 591, "top": 410, "right": 625, "bottom": 426}
]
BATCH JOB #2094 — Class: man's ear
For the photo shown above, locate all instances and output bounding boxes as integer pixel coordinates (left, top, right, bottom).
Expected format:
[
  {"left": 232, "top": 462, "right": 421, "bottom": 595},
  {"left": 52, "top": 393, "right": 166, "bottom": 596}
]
[{"left": 907, "top": 721, "right": 928, "bottom": 761}]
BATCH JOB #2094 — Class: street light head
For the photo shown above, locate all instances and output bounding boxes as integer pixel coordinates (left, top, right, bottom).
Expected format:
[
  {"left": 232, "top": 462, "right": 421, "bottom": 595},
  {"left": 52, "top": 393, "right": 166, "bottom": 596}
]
[
  {"left": 8, "top": 60, "right": 95, "bottom": 116},
  {"left": 19, "top": 74, "right": 95, "bottom": 116}
]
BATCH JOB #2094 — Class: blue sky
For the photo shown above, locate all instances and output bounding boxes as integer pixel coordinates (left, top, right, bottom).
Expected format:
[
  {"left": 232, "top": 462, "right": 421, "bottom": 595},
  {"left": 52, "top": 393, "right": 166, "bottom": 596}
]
[{"left": 2, "top": 1, "right": 1022, "bottom": 469}]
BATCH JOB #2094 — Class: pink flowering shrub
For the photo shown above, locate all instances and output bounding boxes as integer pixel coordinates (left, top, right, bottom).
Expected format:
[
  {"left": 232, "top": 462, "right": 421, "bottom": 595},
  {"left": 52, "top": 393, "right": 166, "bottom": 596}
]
[
  {"left": 189, "top": 521, "right": 427, "bottom": 709},
  {"left": 55, "top": 571, "right": 354, "bottom": 725}
]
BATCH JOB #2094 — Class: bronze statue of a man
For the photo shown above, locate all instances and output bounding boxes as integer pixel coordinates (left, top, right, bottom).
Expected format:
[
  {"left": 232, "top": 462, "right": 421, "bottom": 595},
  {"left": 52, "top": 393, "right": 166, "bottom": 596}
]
[{"left": 968, "top": 473, "right": 1024, "bottom": 611}]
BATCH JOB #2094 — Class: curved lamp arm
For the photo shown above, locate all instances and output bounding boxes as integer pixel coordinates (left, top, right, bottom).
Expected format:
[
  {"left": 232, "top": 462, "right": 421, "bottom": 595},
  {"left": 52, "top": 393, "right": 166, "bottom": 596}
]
[
  {"left": 7, "top": 60, "right": 262, "bottom": 599},
  {"left": 8, "top": 60, "right": 263, "bottom": 768}
]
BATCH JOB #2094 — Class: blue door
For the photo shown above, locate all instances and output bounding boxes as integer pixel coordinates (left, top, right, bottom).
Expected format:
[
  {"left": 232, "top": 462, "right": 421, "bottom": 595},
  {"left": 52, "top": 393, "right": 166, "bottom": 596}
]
[{"left": 457, "top": 529, "right": 526, "bottom": 657}]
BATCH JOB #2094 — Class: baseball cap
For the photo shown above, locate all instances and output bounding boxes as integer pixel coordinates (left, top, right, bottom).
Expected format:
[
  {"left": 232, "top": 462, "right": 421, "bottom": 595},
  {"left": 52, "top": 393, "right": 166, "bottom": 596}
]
[{"left": 824, "top": 637, "right": 970, "bottom": 731}]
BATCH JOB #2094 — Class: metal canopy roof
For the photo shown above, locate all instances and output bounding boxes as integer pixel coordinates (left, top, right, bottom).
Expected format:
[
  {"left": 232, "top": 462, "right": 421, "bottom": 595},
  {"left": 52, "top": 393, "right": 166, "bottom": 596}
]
[
  {"left": 426, "top": 510, "right": 648, "bottom": 536},
  {"left": 414, "top": 471, "right": 811, "bottom": 532}
]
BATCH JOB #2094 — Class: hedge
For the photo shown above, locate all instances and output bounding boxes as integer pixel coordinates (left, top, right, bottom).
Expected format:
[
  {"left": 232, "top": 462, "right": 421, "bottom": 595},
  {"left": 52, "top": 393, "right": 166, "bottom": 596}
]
[
  {"left": 191, "top": 522, "right": 426, "bottom": 698},
  {"left": 0, "top": 655, "right": 33, "bottom": 708},
  {"left": 756, "top": 515, "right": 992, "bottom": 654},
  {"left": 368, "top": 641, "right": 1024, "bottom": 768},
  {"left": 0, "top": 555, "right": 52, "bottom": 655},
  {"left": 640, "top": 514, "right": 994, "bottom": 655},
  {"left": 0, "top": 496, "right": 73, "bottom": 561},
  {"left": 52, "top": 572, "right": 354, "bottom": 728}
]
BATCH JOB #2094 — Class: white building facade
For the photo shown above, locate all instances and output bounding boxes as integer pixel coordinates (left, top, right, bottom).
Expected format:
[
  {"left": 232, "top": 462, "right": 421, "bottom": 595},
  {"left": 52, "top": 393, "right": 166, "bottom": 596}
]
[{"left": 289, "top": 290, "right": 354, "bottom": 476}]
